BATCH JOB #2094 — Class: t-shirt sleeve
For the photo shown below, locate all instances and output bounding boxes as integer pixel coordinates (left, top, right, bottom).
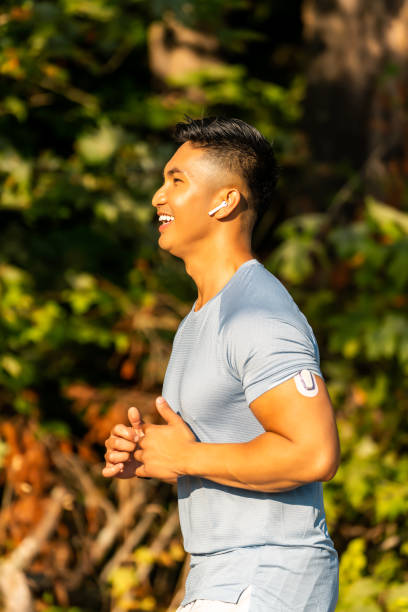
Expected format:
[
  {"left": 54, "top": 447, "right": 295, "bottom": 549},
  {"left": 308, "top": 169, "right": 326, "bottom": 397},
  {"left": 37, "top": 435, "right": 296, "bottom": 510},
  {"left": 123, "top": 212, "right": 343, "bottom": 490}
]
[{"left": 224, "top": 311, "right": 322, "bottom": 405}]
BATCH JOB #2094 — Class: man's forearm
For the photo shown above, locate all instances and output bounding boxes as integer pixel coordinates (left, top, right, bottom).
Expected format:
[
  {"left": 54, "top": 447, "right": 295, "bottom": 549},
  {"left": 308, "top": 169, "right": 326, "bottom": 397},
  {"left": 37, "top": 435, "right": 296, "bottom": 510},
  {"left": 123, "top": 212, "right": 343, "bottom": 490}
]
[{"left": 182, "top": 432, "right": 330, "bottom": 493}]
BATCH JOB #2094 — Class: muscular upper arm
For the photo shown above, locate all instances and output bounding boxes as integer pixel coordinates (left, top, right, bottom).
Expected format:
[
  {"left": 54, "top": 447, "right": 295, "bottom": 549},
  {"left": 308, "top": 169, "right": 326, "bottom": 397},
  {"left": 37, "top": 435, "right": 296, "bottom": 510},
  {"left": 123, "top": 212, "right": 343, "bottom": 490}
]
[{"left": 249, "top": 374, "right": 340, "bottom": 480}]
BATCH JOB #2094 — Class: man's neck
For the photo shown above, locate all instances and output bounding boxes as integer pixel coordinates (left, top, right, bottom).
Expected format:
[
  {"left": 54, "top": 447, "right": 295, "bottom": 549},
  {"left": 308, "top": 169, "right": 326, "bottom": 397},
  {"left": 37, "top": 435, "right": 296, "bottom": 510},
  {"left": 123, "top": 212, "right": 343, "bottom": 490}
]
[{"left": 183, "top": 243, "right": 255, "bottom": 312}]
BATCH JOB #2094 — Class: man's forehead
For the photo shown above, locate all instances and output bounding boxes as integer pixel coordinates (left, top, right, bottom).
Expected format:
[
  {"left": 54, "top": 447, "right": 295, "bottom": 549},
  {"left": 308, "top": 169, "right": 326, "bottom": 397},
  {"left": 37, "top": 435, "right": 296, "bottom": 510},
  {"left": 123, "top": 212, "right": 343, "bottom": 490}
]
[
  {"left": 162, "top": 140, "right": 246, "bottom": 195},
  {"left": 163, "top": 142, "right": 209, "bottom": 176}
]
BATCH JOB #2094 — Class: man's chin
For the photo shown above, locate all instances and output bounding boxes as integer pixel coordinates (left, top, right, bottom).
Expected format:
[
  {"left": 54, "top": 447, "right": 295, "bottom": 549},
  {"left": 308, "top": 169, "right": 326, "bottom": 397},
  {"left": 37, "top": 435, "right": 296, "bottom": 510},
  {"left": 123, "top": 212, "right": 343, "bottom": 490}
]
[
  {"left": 159, "top": 241, "right": 188, "bottom": 262},
  {"left": 158, "top": 234, "right": 177, "bottom": 256}
]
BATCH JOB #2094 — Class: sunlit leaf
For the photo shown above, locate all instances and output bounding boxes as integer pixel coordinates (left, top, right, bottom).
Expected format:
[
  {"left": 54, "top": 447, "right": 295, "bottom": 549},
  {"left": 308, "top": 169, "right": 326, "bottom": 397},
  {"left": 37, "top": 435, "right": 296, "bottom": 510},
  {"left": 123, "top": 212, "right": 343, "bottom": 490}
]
[
  {"left": 367, "top": 197, "right": 408, "bottom": 238},
  {"left": 76, "top": 122, "right": 124, "bottom": 164}
]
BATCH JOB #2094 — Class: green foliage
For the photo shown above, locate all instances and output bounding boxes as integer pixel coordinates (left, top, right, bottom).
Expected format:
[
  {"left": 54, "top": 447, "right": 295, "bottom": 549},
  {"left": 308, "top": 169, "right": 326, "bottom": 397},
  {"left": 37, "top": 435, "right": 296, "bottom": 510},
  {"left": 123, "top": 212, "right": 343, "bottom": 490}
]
[
  {"left": 270, "top": 197, "right": 408, "bottom": 609},
  {"left": 1, "top": 0, "right": 408, "bottom": 609},
  {"left": 0, "top": 0, "right": 305, "bottom": 415}
]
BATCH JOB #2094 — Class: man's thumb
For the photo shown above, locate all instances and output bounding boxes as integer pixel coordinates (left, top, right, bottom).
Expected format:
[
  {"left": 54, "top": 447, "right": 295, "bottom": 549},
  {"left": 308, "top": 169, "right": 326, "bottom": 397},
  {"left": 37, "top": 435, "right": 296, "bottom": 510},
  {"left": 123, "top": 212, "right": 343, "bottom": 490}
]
[
  {"left": 155, "top": 397, "right": 181, "bottom": 424},
  {"left": 128, "top": 406, "right": 143, "bottom": 429}
]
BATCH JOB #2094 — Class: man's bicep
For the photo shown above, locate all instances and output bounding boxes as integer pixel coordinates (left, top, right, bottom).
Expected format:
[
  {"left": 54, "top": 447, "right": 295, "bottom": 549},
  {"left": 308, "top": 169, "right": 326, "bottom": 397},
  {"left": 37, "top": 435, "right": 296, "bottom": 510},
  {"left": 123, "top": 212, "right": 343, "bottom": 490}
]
[
  {"left": 226, "top": 314, "right": 323, "bottom": 407},
  {"left": 249, "top": 374, "right": 339, "bottom": 453}
]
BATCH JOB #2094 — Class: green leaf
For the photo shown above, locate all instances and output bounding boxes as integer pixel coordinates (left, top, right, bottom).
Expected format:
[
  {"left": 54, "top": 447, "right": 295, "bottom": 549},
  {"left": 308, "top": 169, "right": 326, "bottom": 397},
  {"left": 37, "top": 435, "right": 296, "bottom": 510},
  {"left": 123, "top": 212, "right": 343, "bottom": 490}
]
[
  {"left": 384, "top": 583, "right": 408, "bottom": 612},
  {"left": 76, "top": 122, "right": 124, "bottom": 165},
  {"left": 367, "top": 197, "right": 408, "bottom": 238}
]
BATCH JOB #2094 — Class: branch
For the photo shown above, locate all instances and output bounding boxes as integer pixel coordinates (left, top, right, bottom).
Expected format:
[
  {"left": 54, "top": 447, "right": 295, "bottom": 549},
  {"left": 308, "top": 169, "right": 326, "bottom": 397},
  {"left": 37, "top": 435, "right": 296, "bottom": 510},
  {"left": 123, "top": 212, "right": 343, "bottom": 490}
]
[
  {"left": 137, "top": 508, "right": 180, "bottom": 584},
  {"left": 90, "top": 485, "right": 147, "bottom": 565},
  {"left": 0, "top": 486, "right": 69, "bottom": 612},
  {"left": 51, "top": 447, "right": 116, "bottom": 520},
  {"left": 9, "top": 486, "right": 68, "bottom": 571},
  {"left": 166, "top": 553, "right": 190, "bottom": 612},
  {"left": 0, "top": 565, "right": 34, "bottom": 612},
  {"left": 100, "top": 506, "right": 160, "bottom": 582},
  {"left": 36, "top": 76, "right": 98, "bottom": 112}
]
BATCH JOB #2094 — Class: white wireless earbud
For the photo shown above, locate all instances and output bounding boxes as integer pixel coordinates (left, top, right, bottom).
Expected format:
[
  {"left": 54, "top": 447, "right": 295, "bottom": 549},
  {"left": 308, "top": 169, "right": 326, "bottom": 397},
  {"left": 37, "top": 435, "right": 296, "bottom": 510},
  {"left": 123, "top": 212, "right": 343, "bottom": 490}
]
[{"left": 208, "top": 200, "right": 228, "bottom": 216}]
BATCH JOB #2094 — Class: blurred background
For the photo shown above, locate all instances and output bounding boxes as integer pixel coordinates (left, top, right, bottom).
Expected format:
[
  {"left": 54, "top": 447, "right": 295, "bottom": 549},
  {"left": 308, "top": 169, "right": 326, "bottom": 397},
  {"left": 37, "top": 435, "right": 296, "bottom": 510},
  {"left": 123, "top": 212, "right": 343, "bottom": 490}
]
[{"left": 0, "top": 0, "right": 408, "bottom": 610}]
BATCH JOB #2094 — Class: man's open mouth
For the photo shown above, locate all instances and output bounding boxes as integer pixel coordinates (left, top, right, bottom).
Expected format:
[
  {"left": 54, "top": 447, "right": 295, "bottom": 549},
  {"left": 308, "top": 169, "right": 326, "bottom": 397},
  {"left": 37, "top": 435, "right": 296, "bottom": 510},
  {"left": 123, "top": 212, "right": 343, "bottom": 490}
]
[{"left": 158, "top": 214, "right": 175, "bottom": 228}]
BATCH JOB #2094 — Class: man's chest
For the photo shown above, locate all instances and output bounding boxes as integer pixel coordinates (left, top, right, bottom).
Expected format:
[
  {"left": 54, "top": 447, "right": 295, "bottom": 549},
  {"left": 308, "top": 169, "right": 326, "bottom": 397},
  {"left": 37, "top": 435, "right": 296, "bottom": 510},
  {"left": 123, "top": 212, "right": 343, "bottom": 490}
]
[{"left": 162, "top": 320, "right": 263, "bottom": 443}]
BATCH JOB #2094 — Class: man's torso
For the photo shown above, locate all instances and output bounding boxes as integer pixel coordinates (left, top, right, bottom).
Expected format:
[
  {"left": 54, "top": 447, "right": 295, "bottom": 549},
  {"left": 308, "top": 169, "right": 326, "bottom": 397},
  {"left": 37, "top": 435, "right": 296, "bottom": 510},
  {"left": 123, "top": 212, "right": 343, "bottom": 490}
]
[{"left": 162, "top": 259, "right": 338, "bottom": 608}]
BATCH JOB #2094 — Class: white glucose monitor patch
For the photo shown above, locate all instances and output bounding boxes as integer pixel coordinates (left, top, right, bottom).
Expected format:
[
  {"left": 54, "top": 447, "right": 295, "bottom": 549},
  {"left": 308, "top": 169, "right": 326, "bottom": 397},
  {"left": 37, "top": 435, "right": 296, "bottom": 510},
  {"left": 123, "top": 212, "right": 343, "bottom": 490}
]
[{"left": 294, "top": 370, "right": 318, "bottom": 397}]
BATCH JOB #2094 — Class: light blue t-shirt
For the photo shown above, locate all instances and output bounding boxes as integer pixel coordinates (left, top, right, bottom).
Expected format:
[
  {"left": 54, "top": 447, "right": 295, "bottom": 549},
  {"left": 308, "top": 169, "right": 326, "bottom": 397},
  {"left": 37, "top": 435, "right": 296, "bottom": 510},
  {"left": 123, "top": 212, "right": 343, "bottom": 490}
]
[{"left": 162, "top": 259, "right": 338, "bottom": 610}]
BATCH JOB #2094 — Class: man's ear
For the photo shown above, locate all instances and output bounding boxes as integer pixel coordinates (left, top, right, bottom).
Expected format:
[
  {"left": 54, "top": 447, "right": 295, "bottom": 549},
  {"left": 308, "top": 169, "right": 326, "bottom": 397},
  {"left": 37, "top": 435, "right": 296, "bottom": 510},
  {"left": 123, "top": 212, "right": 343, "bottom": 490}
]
[{"left": 212, "top": 188, "right": 243, "bottom": 219}]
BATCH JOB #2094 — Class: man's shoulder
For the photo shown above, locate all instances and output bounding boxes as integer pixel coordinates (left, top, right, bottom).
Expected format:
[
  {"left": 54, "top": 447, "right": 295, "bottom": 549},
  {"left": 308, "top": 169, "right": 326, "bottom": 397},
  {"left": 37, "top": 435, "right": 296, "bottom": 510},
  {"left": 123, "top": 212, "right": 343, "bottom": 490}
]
[
  {"left": 220, "top": 262, "right": 299, "bottom": 327},
  {"left": 218, "top": 263, "right": 318, "bottom": 354}
]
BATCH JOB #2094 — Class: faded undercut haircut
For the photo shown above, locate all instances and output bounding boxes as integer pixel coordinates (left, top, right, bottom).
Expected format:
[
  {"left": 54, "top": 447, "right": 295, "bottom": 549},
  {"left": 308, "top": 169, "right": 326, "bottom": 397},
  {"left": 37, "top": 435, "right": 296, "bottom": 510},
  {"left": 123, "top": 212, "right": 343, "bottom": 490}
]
[{"left": 173, "top": 116, "right": 279, "bottom": 231}]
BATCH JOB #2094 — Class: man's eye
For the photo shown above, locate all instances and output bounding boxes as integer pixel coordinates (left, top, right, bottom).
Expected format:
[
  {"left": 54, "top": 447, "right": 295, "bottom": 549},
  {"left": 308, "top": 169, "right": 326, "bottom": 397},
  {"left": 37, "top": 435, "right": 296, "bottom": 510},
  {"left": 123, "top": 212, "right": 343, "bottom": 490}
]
[{"left": 173, "top": 177, "right": 182, "bottom": 183}]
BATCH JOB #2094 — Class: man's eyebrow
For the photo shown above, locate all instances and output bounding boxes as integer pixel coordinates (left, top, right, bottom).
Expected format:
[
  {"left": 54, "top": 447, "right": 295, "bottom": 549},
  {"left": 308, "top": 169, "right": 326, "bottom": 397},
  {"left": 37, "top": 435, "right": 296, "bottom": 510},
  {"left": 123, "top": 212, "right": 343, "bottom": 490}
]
[{"left": 163, "top": 166, "right": 186, "bottom": 177}]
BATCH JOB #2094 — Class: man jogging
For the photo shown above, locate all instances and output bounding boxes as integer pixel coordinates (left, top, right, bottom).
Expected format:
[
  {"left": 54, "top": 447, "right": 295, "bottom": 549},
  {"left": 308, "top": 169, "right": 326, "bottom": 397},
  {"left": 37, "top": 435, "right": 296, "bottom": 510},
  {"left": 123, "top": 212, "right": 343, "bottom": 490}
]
[{"left": 103, "top": 117, "right": 340, "bottom": 611}]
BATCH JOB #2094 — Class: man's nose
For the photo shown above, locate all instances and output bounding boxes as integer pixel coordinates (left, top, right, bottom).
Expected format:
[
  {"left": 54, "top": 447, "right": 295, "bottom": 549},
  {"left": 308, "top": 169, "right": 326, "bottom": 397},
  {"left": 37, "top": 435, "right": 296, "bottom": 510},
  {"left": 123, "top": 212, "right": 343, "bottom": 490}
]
[{"left": 152, "top": 185, "right": 166, "bottom": 209}]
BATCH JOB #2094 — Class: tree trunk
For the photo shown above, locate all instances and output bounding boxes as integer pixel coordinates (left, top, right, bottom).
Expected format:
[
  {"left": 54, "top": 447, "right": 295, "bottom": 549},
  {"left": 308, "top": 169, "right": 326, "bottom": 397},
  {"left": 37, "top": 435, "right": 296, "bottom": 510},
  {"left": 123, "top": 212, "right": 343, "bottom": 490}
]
[
  {"left": 303, "top": 0, "right": 408, "bottom": 198},
  {"left": 148, "top": 12, "right": 222, "bottom": 100}
]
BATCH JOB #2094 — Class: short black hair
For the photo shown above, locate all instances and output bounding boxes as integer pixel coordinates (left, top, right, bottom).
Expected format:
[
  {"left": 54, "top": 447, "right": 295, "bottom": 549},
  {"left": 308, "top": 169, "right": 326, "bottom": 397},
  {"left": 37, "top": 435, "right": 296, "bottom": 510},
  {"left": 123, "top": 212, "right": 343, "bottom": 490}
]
[{"left": 173, "top": 116, "right": 279, "bottom": 226}]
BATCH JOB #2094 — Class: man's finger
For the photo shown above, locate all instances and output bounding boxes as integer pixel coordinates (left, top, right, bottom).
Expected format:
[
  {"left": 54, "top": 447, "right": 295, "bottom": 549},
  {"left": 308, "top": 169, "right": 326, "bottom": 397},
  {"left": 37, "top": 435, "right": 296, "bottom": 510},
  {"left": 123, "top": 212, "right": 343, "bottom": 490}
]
[
  {"left": 107, "top": 450, "right": 130, "bottom": 463},
  {"left": 155, "top": 396, "right": 183, "bottom": 425},
  {"left": 109, "top": 436, "right": 136, "bottom": 452},
  {"left": 135, "top": 463, "right": 148, "bottom": 478},
  {"left": 134, "top": 449, "right": 143, "bottom": 462},
  {"left": 128, "top": 406, "right": 143, "bottom": 429},
  {"left": 102, "top": 463, "right": 123, "bottom": 478},
  {"left": 112, "top": 424, "right": 134, "bottom": 440}
]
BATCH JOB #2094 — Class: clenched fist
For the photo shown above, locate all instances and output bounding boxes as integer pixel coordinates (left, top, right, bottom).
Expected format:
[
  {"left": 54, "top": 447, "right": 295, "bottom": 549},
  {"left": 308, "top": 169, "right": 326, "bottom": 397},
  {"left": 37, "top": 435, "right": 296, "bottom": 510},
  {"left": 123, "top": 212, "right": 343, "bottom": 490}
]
[
  {"left": 102, "top": 406, "right": 143, "bottom": 479},
  {"left": 133, "top": 396, "right": 196, "bottom": 480}
]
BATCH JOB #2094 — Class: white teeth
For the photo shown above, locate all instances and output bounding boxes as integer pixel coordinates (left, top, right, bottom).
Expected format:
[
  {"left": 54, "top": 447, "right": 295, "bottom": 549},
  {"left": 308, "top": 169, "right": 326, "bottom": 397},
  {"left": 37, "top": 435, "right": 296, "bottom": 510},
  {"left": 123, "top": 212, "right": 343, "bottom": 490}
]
[{"left": 159, "top": 214, "right": 174, "bottom": 223}]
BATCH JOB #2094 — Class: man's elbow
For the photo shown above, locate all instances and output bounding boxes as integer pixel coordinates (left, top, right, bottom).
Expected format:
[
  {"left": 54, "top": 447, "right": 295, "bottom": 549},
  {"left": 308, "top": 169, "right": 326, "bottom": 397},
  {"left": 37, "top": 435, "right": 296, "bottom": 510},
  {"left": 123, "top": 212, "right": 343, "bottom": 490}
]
[
  {"left": 319, "top": 459, "right": 340, "bottom": 482},
  {"left": 311, "top": 445, "right": 341, "bottom": 482},
  {"left": 316, "top": 453, "right": 340, "bottom": 482}
]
